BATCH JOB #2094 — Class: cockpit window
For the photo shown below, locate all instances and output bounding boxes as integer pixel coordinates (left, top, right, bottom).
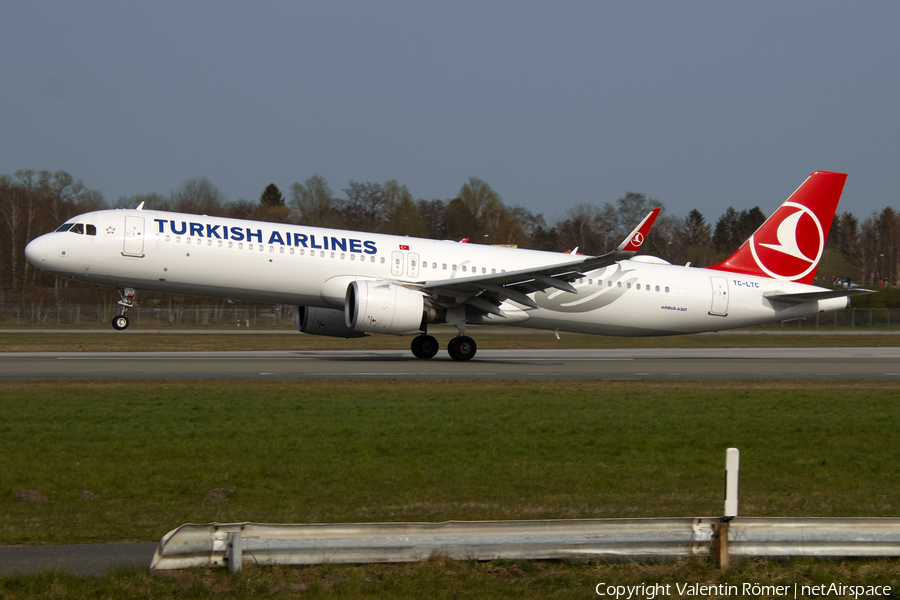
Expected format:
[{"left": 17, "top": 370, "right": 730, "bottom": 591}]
[
  {"left": 86, "top": 224, "right": 96, "bottom": 236},
  {"left": 70, "top": 223, "right": 84, "bottom": 234},
  {"left": 56, "top": 223, "right": 74, "bottom": 232}
]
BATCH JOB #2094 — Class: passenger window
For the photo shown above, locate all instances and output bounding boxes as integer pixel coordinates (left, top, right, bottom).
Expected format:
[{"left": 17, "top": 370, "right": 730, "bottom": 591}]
[
  {"left": 665, "top": 286, "right": 669, "bottom": 293},
  {"left": 636, "top": 283, "right": 641, "bottom": 290}
]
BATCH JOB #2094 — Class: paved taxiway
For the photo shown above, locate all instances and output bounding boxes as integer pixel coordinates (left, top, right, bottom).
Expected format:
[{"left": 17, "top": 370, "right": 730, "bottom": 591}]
[{"left": 2, "top": 347, "right": 899, "bottom": 381}]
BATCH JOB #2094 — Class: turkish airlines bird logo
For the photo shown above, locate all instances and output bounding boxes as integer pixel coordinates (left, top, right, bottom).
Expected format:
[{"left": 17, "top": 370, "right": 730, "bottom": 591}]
[
  {"left": 749, "top": 202, "right": 824, "bottom": 281},
  {"left": 631, "top": 232, "right": 644, "bottom": 247}
]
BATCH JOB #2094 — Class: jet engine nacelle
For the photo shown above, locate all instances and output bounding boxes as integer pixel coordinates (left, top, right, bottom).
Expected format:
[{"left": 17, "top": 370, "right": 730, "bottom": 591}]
[
  {"left": 345, "top": 280, "right": 425, "bottom": 335},
  {"left": 295, "top": 306, "right": 368, "bottom": 338}
]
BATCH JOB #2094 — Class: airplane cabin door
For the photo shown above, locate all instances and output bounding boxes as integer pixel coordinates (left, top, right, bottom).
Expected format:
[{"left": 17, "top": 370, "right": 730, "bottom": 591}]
[
  {"left": 709, "top": 276, "right": 728, "bottom": 316},
  {"left": 123, "top": 216, "right": 145, "bottom": 257},
  {"left": 407, "top": 252, "right": 419, "bottom": 278},
  {"left": 391, "top": 251, "right": 404, "bottom": 276}
]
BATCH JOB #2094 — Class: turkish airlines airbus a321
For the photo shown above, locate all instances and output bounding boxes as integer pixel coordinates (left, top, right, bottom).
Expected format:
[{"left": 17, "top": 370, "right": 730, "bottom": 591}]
[{"left": 24, "top": 171, "right": 868, "bottom": 361}]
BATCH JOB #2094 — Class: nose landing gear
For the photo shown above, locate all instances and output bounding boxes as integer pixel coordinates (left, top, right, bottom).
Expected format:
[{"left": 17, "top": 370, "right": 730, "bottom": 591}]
[{"left": 112, "top": 287, "right": 135, "bottom": 330}]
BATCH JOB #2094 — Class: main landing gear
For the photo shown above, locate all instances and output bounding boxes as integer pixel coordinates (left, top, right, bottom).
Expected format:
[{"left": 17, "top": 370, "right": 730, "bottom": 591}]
[
  {"left": 410, "top": 334, "right": 439, "bottom": 359},
  {"left": 447, "top": 335, "right": 477, "bottom": 361},
  {"left": 112, "top": 287, "right": 135, "bottom": 330},
  {"left": 410, "top": 333, "right": 477, "bottom": 361}
]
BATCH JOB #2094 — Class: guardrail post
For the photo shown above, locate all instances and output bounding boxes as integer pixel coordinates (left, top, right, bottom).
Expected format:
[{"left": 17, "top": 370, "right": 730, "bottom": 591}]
[
  {"left": 713, "top": 521, "right": 729, "bottom": 569},
  {"left": 716, "top": 448, "right": 739, "bottom": 570},
  {"left": 226, "top": 531, "right": 242, "bottom": 573}
]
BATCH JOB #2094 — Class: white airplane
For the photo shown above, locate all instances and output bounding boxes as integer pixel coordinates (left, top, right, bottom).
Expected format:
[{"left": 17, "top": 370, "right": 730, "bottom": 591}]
[{"left": 24, "top": 171, "right": 868, "bottom": 361}]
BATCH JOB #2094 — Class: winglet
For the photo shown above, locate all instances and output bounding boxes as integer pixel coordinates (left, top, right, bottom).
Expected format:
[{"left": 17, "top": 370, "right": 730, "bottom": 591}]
[{"left": 617, "top": 208, "right": 661, "bottom": 253}]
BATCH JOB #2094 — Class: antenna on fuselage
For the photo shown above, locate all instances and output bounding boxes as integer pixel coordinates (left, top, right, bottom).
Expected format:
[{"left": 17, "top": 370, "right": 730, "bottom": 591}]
[{"left": 136, "top": 201, "right": 145, "bottom": 210}]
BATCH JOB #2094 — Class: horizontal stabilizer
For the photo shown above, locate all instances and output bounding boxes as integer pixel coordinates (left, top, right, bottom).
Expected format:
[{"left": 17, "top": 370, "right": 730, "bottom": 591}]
[{"left": 763, "top": 289, "right": 874, "bottom": 304}]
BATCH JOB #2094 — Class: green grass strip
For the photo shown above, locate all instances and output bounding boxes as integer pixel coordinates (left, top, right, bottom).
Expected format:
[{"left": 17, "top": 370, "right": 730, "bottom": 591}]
[{"left": 1, "top": 381, "right": 898, "bottom": 546}]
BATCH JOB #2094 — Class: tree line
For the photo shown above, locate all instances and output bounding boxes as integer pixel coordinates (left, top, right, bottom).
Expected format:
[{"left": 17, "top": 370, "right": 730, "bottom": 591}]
[{"left": 2, "top": 169, "right": 898, "bottom": 307}]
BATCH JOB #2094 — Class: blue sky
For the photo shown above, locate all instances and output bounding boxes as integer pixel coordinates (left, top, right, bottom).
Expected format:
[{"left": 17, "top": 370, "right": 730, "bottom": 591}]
[{"left": 2, "top": 1, "right": 898, "bottom": 224}]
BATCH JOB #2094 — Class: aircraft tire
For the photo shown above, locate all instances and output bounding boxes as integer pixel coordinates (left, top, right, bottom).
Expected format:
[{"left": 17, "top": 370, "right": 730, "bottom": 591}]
[
  {"left": 411, "top": 335, "right": 439, "bottom": 359},
  {"left": 112, "top": 315, "right": 130, "bottom": 330},
  {"left": 447, "top": 336, "right": 477, "bottom": 361}
]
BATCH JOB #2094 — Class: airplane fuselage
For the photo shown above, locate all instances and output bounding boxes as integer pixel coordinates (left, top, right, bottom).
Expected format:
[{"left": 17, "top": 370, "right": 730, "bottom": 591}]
[{"left": 25, "top": 208, "right": 845, "bottom": 338}]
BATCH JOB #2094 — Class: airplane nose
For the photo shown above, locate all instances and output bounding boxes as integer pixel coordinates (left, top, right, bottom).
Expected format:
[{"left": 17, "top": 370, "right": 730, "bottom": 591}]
[{"left": 24, "top": 235, "right": 48, "bottom": 264}]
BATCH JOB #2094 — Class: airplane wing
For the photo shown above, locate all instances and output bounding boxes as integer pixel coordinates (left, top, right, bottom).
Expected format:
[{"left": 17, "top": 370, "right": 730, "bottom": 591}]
[
  {"left": 416, "top": 209, "right": 661, "bottom": 316},
  {"left": 763, "top": 288, "right": 875, "bottom": 304}
]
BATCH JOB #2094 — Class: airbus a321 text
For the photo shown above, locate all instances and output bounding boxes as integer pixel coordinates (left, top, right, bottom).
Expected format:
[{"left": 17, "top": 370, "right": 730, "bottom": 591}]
[{"left": 25, "top": 171, "right": 869, "bottom": 361}]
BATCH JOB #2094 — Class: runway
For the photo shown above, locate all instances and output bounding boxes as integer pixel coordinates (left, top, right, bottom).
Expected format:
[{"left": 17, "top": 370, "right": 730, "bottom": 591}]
[{"left": 2, "top": 347, "right": 899, "bottom": 381}]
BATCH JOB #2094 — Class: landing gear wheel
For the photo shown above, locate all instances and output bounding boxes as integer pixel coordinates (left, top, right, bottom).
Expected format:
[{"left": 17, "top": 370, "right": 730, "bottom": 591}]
[
  {"left": 112, "top": 315, "right": 130, "bottom": 330},
  {"left": 411, "top": 335, "right": 439, "bottom": 359},
  {"left": 447, "top": 336, "right": 477, "bottom": 361}
]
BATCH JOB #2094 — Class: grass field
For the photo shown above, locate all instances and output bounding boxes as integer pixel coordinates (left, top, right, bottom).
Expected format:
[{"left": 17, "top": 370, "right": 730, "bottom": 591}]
[
  {"left": 2, "top": 378, "right": 899, "bottom": 596},
  {"left": 2, "top": 380, "right": 897, "bottom": 546},
  {"left": 2, "top": 558, "right": 899, "bottom": 599}
]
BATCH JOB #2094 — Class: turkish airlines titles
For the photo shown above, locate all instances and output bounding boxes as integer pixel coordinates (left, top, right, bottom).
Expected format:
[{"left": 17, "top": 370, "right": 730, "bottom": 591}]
[{"left": 153, "top": 219, "right": 378, "bottom": 255}]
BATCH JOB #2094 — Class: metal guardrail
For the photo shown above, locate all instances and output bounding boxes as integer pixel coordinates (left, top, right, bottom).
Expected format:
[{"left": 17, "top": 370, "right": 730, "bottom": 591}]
[
  {"left": 729, "top": 518, "right": 900, "bottom": 557},
  {"left": 150, "top": 517, "right": 900, "bottom": 570}
]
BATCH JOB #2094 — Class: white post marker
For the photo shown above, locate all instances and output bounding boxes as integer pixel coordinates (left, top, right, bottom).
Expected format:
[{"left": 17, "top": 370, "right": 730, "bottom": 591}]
[{"left": 724, "top": 447, "right": 740, "bottom": 519}]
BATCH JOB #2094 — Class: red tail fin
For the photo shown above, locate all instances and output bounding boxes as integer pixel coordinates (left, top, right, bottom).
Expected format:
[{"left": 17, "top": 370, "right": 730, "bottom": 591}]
[{"left": 708, "top": 171, "right": 847, "bottom": 284}]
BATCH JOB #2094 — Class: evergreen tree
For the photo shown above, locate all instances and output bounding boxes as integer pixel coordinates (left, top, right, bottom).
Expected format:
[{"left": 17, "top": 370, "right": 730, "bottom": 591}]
[{"left": 259, "top": 183, "right": 285, "bottom": 207}]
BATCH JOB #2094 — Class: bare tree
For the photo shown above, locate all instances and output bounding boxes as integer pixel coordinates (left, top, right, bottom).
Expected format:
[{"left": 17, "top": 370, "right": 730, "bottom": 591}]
[
  {"left": 171, "top": 177, "right": 224, "bottom": 215},
  {"left": 289, "top": 174, "right": 339, "bottom": 228},
  {"left": 381, "top": 180, "right": 426, "bottom": 236},
  {"left": 340, "top": 181, "right": 383, "bottom": 232}
]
